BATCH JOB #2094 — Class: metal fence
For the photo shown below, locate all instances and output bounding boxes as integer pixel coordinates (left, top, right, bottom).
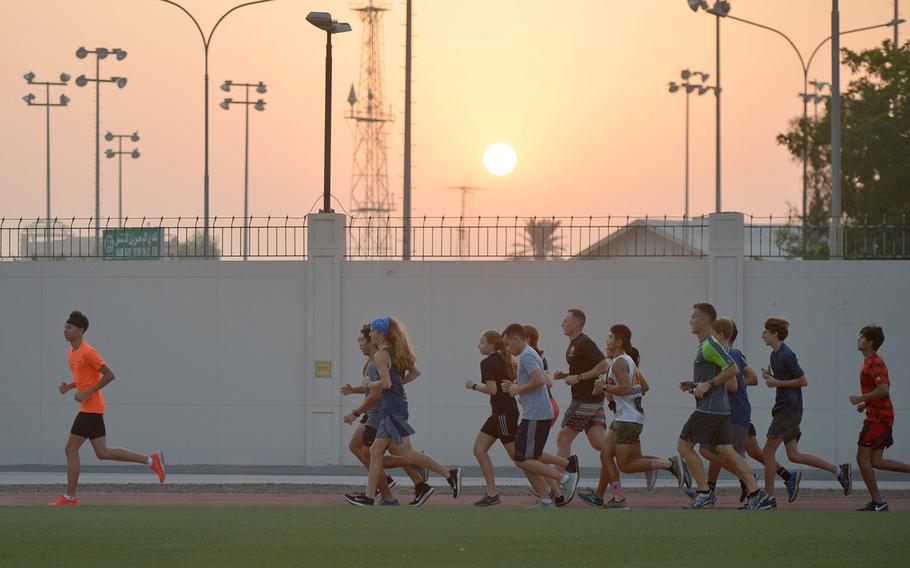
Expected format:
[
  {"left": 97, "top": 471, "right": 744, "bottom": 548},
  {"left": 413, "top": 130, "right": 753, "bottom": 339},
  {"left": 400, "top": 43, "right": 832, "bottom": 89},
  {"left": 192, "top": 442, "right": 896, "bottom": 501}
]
[
  {"left": 2, "top": 215, "right": 907, "bottom": 260},
  {"left": 745, "top": 215, "right": 909, "bottom": 259},
  {"left": 1, "top": 217, "right": 308, "bottom": 260},
  {"left": 346, "top": 216, "right": 709, "bottom": 259}
]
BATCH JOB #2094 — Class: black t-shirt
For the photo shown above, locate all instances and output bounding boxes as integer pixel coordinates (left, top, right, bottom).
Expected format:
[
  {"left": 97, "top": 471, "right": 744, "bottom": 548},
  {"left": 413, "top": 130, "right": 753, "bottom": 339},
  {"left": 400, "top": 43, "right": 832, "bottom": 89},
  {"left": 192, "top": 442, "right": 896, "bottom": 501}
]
[
  {"left": 566, "top": 333, "right": 607, "bottom": 403},
  {"left": 481, "top": 353, "right": 519, "bottom": 416}
]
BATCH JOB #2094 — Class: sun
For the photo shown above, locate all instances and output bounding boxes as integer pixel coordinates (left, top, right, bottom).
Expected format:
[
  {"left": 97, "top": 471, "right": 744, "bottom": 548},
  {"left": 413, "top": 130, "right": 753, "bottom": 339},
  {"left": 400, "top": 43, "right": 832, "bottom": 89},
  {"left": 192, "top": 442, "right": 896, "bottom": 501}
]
[{"left": 483, "top": 143, "right": 517, "bottom": 176}]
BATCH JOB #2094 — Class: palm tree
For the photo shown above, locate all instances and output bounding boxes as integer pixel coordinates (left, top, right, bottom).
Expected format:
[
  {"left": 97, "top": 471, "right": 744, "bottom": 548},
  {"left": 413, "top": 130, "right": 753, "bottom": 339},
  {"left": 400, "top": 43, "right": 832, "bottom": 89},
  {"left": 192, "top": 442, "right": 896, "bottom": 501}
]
[{"left": 517, "top": 217, "right": 564, "bottom": 259}]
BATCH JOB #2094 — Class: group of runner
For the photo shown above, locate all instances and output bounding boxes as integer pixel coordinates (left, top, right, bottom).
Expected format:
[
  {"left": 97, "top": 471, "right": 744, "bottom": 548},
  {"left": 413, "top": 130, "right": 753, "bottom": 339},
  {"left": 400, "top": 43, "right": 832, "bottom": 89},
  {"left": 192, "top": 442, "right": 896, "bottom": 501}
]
[{"left": 48, "top": 306, "right": 908, "bottom": 511}]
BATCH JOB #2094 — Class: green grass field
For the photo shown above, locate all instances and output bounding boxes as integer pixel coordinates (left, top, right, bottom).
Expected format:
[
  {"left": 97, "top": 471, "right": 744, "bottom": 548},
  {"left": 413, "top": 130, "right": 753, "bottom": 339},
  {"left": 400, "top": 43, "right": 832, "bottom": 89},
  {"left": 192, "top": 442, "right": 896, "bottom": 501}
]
[{"left": 1, "top": 507, "right": 905, "bottom": 567}]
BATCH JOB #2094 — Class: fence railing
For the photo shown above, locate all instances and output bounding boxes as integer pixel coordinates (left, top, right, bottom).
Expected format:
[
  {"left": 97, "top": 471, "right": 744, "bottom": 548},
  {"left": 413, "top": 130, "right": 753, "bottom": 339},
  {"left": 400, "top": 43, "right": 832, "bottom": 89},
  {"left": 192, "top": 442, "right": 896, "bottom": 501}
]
[
  {"left": 0, "top": 217, "right": 308, "bottom": 260},
  {"left": 2, "top": 215, "right": 907, "bottom": 260},
  {"left": 745, "top": 214, "right": 909, "bottom": 259},
  {"left": 346, "top": 216, "right": 709, "bottom": 259}
]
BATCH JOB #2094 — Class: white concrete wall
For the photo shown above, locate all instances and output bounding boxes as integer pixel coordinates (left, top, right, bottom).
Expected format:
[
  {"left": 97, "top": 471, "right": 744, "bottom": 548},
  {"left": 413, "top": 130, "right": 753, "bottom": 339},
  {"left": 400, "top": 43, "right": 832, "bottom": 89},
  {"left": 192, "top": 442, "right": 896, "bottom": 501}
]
[
  {"left": 1, "top": 246, "right": 908, "bottom": 470},
  {"left": 0, "top": 260, "right": 308, "bottom": 465}
]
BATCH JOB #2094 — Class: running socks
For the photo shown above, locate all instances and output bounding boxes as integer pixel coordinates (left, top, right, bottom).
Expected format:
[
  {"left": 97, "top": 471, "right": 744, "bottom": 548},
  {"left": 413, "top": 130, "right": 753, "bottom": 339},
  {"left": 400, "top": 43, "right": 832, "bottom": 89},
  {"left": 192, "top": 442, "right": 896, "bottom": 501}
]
[
  {"left": 146, "top": 456, "right": 153, "bottom": 466},
  {"left": 609, "top": 482, "right": 624, "bottom": 499},
  {"left": 777, "top": 466, "right": 790, "bottom": 481}
]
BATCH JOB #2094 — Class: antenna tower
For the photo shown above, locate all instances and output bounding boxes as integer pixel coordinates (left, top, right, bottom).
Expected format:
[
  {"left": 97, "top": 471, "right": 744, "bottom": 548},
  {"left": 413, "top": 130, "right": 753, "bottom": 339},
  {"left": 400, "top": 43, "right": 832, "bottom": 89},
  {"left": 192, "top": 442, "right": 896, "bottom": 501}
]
[{"left": 347, "top": 0, "right": 395, "bottom": 256}]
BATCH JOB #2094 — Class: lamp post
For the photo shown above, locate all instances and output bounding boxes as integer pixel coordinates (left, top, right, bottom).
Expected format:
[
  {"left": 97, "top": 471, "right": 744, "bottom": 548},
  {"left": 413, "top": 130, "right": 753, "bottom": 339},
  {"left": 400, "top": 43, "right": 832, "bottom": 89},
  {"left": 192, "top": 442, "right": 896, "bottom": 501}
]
[
  {"left": 306, "top": 11, "right": 352, "bottom": 213},
  {"left": 159, "top": 0, "right": 277, "bottom": 257},
  {"left": 104, "top": 131, "right": 140, "bottom": 227},
  {"left": 75, "top": 46, "right": 127, "bottom": 253},
  {"left": 23, "top": 71, "right": 70, "bottom": 253},
  {"left": 688, "top": 1, "right": 901, "bottom": 254},
  {"left": 669, "top": 69, "right": 715, "bottom": 221},
  {"left": 220, "top": 80, "right": 267, "bottom": 260}
]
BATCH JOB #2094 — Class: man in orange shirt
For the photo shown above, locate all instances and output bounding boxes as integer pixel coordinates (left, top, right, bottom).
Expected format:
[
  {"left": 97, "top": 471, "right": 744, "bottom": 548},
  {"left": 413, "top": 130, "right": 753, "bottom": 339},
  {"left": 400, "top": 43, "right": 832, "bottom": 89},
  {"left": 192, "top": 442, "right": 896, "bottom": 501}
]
[{"left": 49, "top": 311, "right": 166, "bottom": 506}]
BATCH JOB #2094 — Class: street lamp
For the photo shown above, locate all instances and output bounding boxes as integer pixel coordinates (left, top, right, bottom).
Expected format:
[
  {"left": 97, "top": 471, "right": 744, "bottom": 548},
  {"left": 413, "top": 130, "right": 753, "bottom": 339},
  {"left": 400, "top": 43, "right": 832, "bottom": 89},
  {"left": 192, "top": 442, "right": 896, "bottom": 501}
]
[
  {"left": 668, "top": 69, "right": 715, "bottom": 221},
  {"left": 220, "top": 80, "right": 268, "bottom": 260},
  {"left": 693, "top": 2, "right": 902, "bottom": 256},
  {"left": 74, "top": 46, "right": 128, "bottom": 253},
  {"left": 306, "top": 11, "right": 352, "bottom": 213},
  {"left": 104, "top": 132, "right": 141, "bottom": 227},
  {"left": 687, "top": 1, "right": 728, "bottom": 213},
  {"left": 159, "top": 0, "right": 277, "bottom": 258},
  {"left": 23, "top": 71, "right": 70, "bottom": 254}
]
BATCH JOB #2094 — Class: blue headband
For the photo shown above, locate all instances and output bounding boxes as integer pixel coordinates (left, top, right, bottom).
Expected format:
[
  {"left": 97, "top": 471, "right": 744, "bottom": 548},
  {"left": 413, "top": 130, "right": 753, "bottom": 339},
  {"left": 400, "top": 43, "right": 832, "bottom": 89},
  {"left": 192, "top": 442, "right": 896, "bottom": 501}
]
[{"left": 371, "top": 316, "right": 391, "bottom": 335}]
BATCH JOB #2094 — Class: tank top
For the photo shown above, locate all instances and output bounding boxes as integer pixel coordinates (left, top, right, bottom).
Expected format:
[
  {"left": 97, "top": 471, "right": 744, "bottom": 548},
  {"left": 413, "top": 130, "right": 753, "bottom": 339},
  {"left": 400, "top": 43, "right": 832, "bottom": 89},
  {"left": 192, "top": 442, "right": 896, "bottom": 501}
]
[
  {"left": 376, "top": 347, "right": 408, "bottom": 417},
  {"left": 363, "top": 359, "right": 382, "bottom": 418},
  {"left": 607, "top": 354, "right": 644, "bottom": 424}
]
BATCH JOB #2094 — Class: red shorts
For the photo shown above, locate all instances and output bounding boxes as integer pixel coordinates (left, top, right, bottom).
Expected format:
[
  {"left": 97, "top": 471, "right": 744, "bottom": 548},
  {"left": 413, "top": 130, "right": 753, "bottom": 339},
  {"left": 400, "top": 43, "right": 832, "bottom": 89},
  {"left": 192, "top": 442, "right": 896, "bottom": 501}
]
[{"left": 858, "top": 421, "right": 894, "bottom": 450}]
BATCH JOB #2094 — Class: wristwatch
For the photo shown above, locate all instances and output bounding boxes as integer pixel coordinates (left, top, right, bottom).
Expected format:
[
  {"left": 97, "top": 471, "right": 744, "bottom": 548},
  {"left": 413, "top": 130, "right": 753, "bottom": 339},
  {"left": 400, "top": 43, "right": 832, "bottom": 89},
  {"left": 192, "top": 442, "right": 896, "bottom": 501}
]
[{"left": 351, "top": 408, "right": 361, "bottom": 417}]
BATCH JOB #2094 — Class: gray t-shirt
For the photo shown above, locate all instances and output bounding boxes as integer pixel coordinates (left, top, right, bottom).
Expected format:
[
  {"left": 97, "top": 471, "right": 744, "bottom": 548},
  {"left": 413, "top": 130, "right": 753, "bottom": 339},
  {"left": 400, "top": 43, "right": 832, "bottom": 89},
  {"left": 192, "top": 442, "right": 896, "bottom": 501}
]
[
  {"left": 693, "top": 335, "right": 736, "bottom": 415},
  {"left": 517, "top": 345, "right": 554, "bottom": 421}
]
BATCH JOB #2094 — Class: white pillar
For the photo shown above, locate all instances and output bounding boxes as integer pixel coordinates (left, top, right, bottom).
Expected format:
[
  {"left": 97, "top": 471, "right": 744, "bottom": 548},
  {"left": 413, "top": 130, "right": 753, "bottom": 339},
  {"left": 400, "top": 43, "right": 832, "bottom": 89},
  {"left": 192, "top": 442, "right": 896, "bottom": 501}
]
[
  {"left": 305, "top": 213, "right": 346, "bottom": 464},
  {"left": 708, "top": 212, "right": 745, "bottom": 328}
]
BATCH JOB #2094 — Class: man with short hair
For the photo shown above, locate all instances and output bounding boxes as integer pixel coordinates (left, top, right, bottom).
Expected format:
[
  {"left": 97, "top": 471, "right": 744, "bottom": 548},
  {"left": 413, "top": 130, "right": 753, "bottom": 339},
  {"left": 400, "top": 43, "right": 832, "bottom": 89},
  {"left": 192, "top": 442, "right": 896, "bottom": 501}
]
[
  {"left": 50, "top": 311, "right": 165, "bottom": 506},
  {"left": 502, "top": 323, "right": 579, "bottom": 508},
  {"left": 552, "top": 309, "right": 609, "bottom": 470},
  {"left": 677, "top": 303, "right": 768, "bottom": 510},
  {"left": 760, "top": 317, "right": 851, "bottom": 508},
  {"left": 849, "top": 325, "right": 910, "bottom": 512}
]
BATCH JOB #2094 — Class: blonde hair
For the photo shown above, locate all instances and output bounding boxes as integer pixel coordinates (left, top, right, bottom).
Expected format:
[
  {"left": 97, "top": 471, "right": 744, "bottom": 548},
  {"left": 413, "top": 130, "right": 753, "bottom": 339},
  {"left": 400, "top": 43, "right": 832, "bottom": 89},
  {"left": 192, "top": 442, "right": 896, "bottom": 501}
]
[{"left": 384, "top": 317, "right": 417, "bottom": 373}]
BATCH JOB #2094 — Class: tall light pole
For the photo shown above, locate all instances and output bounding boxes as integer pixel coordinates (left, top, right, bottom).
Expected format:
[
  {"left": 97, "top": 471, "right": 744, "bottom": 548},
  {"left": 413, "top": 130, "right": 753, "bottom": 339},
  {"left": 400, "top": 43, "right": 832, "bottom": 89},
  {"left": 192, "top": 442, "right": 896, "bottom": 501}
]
[
  {"left": 687, "top": 1, "right": 729, "bottom": 213},
  {"left": 23, "top": 71, "right": 70, "bottom": 253},
  {"left": 403, "top": 0, "right": 413, "bottom": 260},
  {"left": 669, "top": 70, "right": 715, "bottom": 221},
  {"left": 159, "top": 0, "right": 276, "bottom": 258},
  {"left": 831, "top": 0, "right": 842, "bottom": 258},
  {"left": 75, "top": 46, "right": 127, "bottom": 253},
  {"left": 220, "top": 80, "right": 267, "bottom": 260},
  {"left": 104, "top": 131, "right": 140, "bottom": 227},
  {"left": 306, "top": 11, "right": 352, "bottom": 213}
]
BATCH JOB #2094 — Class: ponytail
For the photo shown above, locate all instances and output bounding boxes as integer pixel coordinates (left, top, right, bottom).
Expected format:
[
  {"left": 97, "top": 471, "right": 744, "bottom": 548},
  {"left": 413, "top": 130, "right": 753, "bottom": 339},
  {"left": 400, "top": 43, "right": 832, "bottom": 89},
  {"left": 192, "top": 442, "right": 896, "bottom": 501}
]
[
  {"left": 610, "top": 324, "right": 641, "bottom": 368},
  {"left": 483, "top": 330, "right": 516, "bottom": 381}
]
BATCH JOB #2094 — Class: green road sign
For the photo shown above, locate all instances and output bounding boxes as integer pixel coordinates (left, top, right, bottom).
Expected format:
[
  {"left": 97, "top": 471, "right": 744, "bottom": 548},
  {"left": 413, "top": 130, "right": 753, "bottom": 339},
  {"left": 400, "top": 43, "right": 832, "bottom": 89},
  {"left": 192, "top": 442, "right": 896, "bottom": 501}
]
[{"left": 103, "top": 228, "right": 163, "bottom": 260}]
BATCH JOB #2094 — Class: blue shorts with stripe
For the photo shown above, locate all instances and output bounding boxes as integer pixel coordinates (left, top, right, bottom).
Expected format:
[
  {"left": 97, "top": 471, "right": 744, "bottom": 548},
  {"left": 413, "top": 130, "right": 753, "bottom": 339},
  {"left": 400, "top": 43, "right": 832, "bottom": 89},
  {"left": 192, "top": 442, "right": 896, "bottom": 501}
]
[
  {"left": 514, "top": 418, "right": 551, "bottom": 462},
  {"left": 376, "top": 414, "right": 416, "bottom": 445}
]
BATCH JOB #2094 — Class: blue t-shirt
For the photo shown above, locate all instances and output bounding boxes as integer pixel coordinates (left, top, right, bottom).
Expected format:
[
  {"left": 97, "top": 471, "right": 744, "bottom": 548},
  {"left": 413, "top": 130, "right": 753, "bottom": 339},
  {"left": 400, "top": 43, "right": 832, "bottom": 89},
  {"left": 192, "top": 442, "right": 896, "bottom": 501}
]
[
  {"left": 770, "top": 343, "right": 804, "bottom": 415},
  {"left": 727, "top": 347, "right": 751, "bottom": 427},
  {"left": 517, "top": 345, "right": 554, "bottom": 421}
]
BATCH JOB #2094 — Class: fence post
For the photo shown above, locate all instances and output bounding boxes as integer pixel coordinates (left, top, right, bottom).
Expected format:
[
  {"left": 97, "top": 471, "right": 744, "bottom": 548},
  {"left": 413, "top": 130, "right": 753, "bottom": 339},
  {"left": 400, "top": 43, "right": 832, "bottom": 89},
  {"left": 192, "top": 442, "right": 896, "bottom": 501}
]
[
  {"left": 708, "top": 212, "right": 745, "bottom": 330},
  {"left": 304, "top": 212, "right": 347, "bottom": 465}
]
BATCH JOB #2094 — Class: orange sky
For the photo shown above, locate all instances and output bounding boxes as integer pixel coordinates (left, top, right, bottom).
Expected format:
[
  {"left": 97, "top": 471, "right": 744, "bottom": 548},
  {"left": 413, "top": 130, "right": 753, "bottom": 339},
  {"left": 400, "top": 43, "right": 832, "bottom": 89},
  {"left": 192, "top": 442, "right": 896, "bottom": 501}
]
[{"left": 0, "top": 0, "right": 901, "bottom": 222}]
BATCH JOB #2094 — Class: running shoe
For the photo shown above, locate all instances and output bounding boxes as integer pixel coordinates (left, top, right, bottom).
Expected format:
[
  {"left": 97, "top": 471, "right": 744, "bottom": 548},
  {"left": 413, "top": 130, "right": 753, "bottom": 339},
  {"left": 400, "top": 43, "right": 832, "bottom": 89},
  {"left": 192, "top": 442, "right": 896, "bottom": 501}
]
[
  {"left": 345, "top": 494, "right": 375, "bottom": 506},
  {"left": 149, "top": 451, "right": 166, "bottom": 484},
  {"left": 378, "top": 498, "right": 400, "bottom": 506},
  {"left": 601, "top": 496, "right": 630, "bottom": 510},
  {"left": 385, "top": 475, "right": 398, "bottom": 489},
  {"left": 668, "top": 456, "right": 684, "bottom": 488},
  {"left": 645, "top": 468, "right": 657, "bottom": 492},
  {"left": 527, "top": 500, "right": 556, "bottom": 509},
  {"left": 681, "top": 457, "right": 692, "bottom": 489},
  {"left": 473, "top": 494, "right": 501, "bottom": 507},
  {"left": 48, "top": 495, "right": 78, "bottom": 506},
  {"left": 836, "top": 463, "right": 852, "bottom": 495},
  {"left": 856, "top": 501, "right": 889, "bottom": 512},
  {"left": 447, "top": 468, "right": 462, "bottom": 498},
  {"left": 559, "top": 470, "right": 580, "bottom": 505},
  {"left": 747, "top": 490, "right": 777, "bottom": 511},
  {"left": 408, "top": 482, "right": 435, "bottom": 507},
  {"left": 682, "top": 490, "right": 717, "bottom": 509},
  {"left": 785, "top": 470, "right": 802, "bottom": 503},
  {"left": 578, "top": 492, "right": 604, "bottom": 507}
]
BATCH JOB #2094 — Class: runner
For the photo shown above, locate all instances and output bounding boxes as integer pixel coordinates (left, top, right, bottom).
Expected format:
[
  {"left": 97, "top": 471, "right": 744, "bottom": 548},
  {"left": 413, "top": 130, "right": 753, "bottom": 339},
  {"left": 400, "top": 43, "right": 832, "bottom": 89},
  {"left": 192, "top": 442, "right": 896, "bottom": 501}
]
[
  {"left": 340, "top": 324, "right": 430, "bottom": 506},
  {"left": 759, "top": 317, "right": 851, "bottom": 508},
  {"left": 501, "top": 323, "right": 579, "bottom": 508},
  {"left": 49, "top": 311, "right": 165, "bottom": 507},
  {"left": 849, "top": 325, "right": 910, "bottom": 512},
  {"left": 579, "top": 325, "right": 683, "bottom": 509},
  {"left": 345, "top": 316, "right": 461, "bottom": 506},
  {"left": 677, "top": 303, "right": 768, "bottom": 510},
  {"left": 465, "top": 330, "right": 519, "bottom": 506}
]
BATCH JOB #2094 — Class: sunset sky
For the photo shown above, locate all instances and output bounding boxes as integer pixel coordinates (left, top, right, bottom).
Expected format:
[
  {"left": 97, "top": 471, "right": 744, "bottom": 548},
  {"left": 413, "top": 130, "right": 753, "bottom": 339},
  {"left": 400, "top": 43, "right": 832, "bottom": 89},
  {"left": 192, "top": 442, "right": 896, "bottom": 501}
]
[{"left": 1, "top": 1, "right": 902, "bottom": 222}]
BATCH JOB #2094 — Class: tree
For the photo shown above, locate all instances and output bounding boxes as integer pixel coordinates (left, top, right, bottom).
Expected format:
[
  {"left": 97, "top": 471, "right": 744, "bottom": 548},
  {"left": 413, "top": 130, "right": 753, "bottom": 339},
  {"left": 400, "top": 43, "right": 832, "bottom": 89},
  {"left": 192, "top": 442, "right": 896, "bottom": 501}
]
[
  {"left": 165, "top": 231, "right": 221, "bottom": 258},
  {"left": 776, "top": 40, "right": 910, "bottom": 258},
  {"left": 516, "top": 218, "right": 564, "bottom": 259}
]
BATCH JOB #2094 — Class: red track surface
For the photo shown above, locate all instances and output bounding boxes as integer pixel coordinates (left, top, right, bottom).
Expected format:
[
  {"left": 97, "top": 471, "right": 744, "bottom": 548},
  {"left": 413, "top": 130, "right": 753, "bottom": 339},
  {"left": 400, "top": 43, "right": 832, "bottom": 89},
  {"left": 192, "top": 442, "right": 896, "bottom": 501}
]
[{"left": 2, "top": 491, "right": 903, "bottom": 511}]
